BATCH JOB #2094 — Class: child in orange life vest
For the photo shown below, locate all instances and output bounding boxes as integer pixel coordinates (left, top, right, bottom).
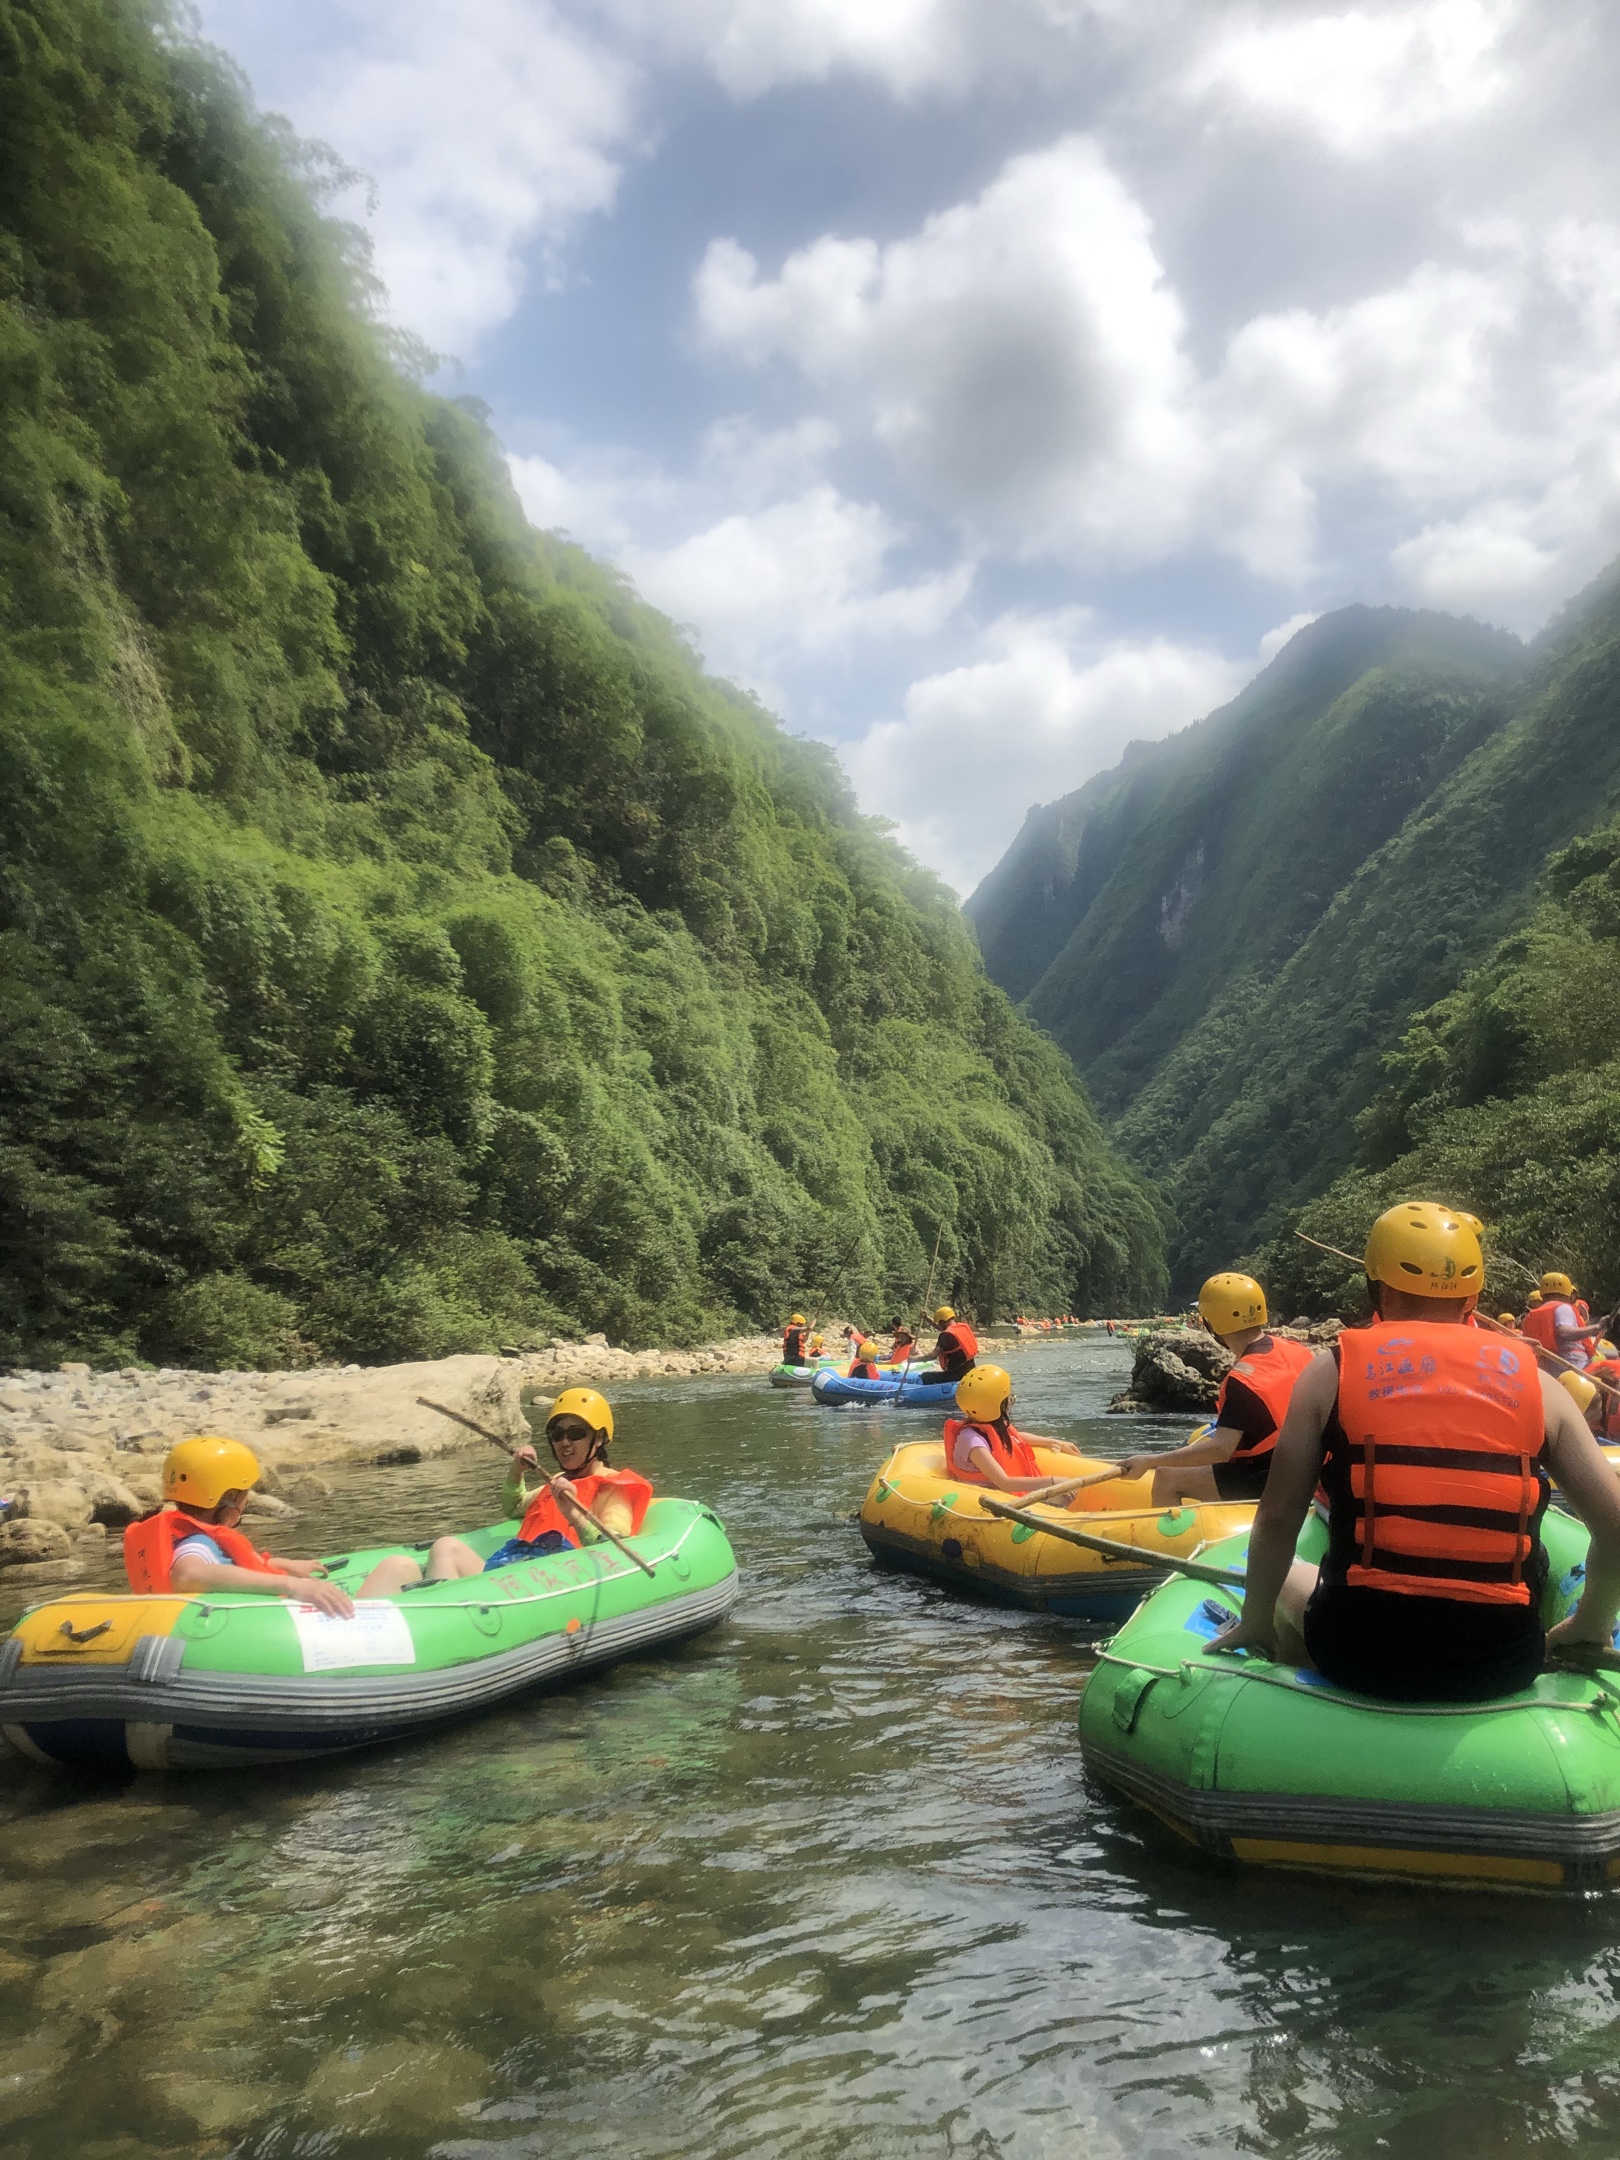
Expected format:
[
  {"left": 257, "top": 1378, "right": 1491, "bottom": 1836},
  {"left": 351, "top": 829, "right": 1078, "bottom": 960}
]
[
  {"left": 360, "top": 1389, "right": 652, "bottom": 1593},
  {"left": 125, "top": 1437, "right": 354, "bottom": 1616},
  {"left": 849, "top": 1339, "right": 884, "bottom": 1380},
  {"left": 942, "top": 1364, "right": 1083, "bottom": 1495}
]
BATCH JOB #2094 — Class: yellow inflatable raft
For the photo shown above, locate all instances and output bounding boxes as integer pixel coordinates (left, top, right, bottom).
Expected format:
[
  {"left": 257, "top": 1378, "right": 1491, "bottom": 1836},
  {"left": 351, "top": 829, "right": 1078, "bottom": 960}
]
[{"left": 858, "top": 1440, "right": 1255, "bottom": 1619}]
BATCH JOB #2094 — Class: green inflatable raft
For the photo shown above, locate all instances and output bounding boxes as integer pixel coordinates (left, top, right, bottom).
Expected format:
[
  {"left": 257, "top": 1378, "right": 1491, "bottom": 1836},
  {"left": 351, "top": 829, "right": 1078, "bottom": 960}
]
[
  {"left": 1078, "top": 1508, "right": 1620, "bottom": 1890},
  {"left": 0, "top": 1498, "right": 737, "bottom": 1771}
]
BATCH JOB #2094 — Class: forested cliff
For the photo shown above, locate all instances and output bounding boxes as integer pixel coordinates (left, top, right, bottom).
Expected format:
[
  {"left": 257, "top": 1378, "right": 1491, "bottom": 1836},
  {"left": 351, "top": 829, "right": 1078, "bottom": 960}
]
[
  {"left": 968, "top": 572, "right": 1620, "bottom": 1296},
  {"left": 0, "top": 0, "right": 1165, "bottom": 1368}
]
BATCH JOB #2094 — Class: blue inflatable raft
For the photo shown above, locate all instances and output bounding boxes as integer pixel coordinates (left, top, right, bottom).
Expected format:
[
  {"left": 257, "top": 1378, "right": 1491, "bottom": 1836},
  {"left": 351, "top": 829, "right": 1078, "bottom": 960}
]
[{"left": 810, "top": 1369, "right": 957, "bottom": 1410}]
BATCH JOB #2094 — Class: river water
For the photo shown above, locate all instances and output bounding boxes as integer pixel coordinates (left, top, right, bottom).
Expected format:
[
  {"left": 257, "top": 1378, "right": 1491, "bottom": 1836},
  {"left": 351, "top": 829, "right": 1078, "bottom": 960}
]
[{"left": 4, "top": 1336, "right": 1620, "bottom": 2159}]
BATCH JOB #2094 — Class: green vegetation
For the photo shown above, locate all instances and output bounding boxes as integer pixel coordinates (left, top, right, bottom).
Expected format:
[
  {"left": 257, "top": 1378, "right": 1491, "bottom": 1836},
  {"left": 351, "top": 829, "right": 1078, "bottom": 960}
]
[
  {"left": 968, "top": 579, "right": 1620, "bottom": 1292},
  {"left": 0, "top": 0, "right": 1164, "bottom": 1367},
  {"left": 1256, "top": 810, "right": 1620, "bottom": 1316}
]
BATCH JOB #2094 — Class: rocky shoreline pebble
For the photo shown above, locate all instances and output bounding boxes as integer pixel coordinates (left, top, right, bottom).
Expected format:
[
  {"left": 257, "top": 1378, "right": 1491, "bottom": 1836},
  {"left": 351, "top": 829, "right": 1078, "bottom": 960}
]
[{"left": 0, "top": 1330, "right": 785, "bottom": 1591}]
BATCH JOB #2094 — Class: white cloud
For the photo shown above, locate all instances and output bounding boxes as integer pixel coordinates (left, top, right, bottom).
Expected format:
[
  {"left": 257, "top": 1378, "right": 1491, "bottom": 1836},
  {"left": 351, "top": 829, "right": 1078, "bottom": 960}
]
[
  {"left": 698, "top": 139, "right": 1620, "bottom": 624},
  {"left": 695, "top": 136, "right": 1201, "bottom": 561},
  {"left": 1257, "top": 611, "right": 1319, "bottom": 664},
  {"left": 596, "top": 0, "right": 968, "bottom": 98},
  {"left": 846, "top": 616, "right": 1248, "bottom": 892},
  {"left": 621, "top": 489, "right": 973, "bottom": 683},
  {"left": 1190, "top": 0, "right": 1516, "bottom": 155},
  {"left": 204, "top": 0, "right": 635, "bottom": 354},
  {"left": 510, "top": 445, "right": 973, "bottom": 698}
]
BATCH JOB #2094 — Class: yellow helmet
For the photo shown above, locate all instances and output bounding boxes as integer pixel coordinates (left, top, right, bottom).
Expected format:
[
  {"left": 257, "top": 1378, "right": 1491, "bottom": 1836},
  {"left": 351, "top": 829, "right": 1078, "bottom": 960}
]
[
  {"left": 1198, "top": 1272, "right": 1267, "bottom": 1336},
  {"left": 1363, "top": 1201, "right": 1483, "bottom": 1298},
  {"left": 954, "top": 1364, "right": 1012, "bottom": 1421},
  {"left": 1527, "top": 1291, "right": 1544, "bottom": 1307},
  {"left": 1497, "top": 1312, "right": 1517, "bottom": 1326},
  {"left": 788, "top": 1313, "right": 806, "bottom": 1327},
  {"left": 163, "top": 1436, "right": 261, "bottom": 1510},
  {"left": 1540, "top": 1272, "right": 1575, "bottom": 1299},
  {"left": 933, "top": 1305, "right": 956, "bottom": 1325},
  {"left": 1600, "top": 1340, "right": 1618, "bottom": 1360},
  {"left": 1559, "top": 1370, "right": 1598, "bottom": 1414},
  {"left": 546, "top": 1387, "right": 614, "bottom": 1445}
]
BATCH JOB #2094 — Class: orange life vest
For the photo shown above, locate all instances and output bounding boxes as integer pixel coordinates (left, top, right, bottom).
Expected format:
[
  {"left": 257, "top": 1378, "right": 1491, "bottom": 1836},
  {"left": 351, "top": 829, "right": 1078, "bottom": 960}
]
[
  {"left": 1520, "top": 1302, "right": 1562, "bottom": 1354},
  {"left": 783, "top": 1325, "right": 808, "bottom": 1363},
  {"left": 942, "top": 1417, "right": 1040, "bottom": 1483},
  {"left": 936, "top": 1321, "right": 978, "bottom": 1371},
  {"left": 849, "top": 1358, "right": 883, "bottom": 1380},
  {"left": 1216, "top": 1334, "right": 1315, "bottom": 1460},
  {"left": 517, "top": 1468, "right": 654, "bottom": 1549},
  {"left": 124, "top": 1508, "right": 273, "bottom": 1594},
  {"left": 1330, "top": 1322, "right": 1546, "bottom": 1606}
]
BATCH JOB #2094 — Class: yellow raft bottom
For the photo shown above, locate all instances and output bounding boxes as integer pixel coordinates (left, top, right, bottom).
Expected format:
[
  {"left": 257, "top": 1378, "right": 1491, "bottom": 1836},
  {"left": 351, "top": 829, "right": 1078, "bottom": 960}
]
[{"left": 857, "top": 1441, "right": 1255, "bottom": 1614}]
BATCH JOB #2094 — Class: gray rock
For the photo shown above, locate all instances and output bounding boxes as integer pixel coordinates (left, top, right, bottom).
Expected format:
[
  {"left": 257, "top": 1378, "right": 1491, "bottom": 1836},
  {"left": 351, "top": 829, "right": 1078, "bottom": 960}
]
[{"left": 0, "top": 1518, "right": 72, "bottom": 1565}]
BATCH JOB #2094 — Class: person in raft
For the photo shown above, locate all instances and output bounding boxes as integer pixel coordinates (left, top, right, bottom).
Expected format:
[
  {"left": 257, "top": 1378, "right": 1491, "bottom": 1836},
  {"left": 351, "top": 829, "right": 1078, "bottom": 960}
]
[
  {"left": 943, "top": 1364, "right": 1084, "bottom": 1495},
  {"left": 1116, "top": 1273, "right": 1313, "bottom": 1504},
  {"left": 1521, "top": 1271, "right": 1610, "bottom": 1371},
  {"left": 782, "top": 1313, "right": 811, "bottom": 1366},
  {"left": 124, "top": 1437, "right": 355, "bottom": 1615},
  {"left": 1210, "top": 1202, "right": 1620, "bottom": 1702},
  {"left": 889, "top": 1319, "right": 918, "bottom": 1363},
  {"left": 916, "top": 1305, "right": 978, "bottom": 1387},
  {"left": 848, "top": 1339, "right": 885, "bottom": 1380},
  {"left": 361, "top": 1388, "right": 653, "bottom": 1593}
]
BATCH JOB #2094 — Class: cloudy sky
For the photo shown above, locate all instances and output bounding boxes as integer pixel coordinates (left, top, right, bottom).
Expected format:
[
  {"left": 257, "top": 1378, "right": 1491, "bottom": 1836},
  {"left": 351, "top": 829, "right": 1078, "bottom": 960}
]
[{"left": 197, "top": 0, "right": 1620, "bottom": 892}]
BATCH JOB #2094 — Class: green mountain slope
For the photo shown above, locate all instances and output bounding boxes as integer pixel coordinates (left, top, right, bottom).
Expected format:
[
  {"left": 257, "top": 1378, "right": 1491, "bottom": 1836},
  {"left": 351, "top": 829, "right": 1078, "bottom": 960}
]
[
  {"left": 967, "top": 575, "right": 1620, "bottom": 1288},
  {"left": 1253, "top": 807, "right": 1620, "bottom": 1316},
  {"left": 0, "top": 0, "right": 1164, "bottom": 1367}
]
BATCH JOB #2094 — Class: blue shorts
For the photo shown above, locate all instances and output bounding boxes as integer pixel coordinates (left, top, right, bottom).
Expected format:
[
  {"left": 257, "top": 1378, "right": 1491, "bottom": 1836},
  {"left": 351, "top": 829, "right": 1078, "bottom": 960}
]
[{"left": 482, "top": 1531, "right": 574, "bottom": 1571}]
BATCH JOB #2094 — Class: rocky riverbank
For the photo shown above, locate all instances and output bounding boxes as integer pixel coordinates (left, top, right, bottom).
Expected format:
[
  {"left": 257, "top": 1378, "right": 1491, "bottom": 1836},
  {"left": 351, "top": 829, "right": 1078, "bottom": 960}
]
[
  {"left": 1106, "top": 1320, "right": 1342, "bottom": 1414},
  {"left": 0, "top": 1331, "right": 784, "bottom": 1590}
]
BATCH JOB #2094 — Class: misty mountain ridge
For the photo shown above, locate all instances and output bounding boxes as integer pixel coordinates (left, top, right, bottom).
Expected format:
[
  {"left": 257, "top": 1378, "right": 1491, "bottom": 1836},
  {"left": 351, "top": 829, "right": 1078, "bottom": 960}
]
[{"left": 966, "top": 566, "right": 1620, "bottom": 1291}]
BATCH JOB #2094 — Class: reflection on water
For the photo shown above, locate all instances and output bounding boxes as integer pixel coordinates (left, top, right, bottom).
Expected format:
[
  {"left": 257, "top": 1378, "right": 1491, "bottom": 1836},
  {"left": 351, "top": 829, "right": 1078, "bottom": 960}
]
[{"left": 4, "top": 1340, "right": 1620, "bottom": 2157}]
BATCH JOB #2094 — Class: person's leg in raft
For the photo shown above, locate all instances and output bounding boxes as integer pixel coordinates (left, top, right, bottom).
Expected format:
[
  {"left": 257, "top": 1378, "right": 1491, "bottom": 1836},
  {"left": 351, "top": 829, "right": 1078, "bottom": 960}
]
[
  {"left": 358, "top": 1537, "right": 484, "bottom": 1597},
  {"left": 1149, "top": 1463, "right": 1221, "bottom": 1506},
  {"left": 1273, "top": 1561, "right": 1318, "bottom": 1669}
]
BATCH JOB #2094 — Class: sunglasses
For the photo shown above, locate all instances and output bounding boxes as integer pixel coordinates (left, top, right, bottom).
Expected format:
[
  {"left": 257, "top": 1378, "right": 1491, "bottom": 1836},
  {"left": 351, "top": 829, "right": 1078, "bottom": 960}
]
[{"left": 547, "top": 1422, "right": 595, "bottom": 1448}]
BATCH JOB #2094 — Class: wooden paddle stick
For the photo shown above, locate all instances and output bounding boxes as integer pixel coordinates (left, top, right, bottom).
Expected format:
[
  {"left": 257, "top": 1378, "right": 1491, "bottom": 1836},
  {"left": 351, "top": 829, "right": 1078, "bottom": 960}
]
[
  {"left": 1035, "top": 1464, "right": 1135, "bottom": 1504},
  {"left": 416, "top": 1397, "right": 657, "bottom": 1577},
  {"left": 978, "top": 1496, "right": 1247, "bottom": 1586}
]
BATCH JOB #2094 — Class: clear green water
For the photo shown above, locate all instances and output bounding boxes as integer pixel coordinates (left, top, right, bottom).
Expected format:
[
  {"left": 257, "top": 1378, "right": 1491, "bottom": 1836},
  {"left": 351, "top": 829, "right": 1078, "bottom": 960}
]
[{"left": 5, "top": 1338, "right": 1620, "bottom": 2159}]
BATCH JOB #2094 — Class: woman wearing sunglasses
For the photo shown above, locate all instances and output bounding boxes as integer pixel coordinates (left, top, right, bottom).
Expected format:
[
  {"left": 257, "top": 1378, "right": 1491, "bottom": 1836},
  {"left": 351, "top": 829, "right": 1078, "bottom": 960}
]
[{"left": 362, "top": 1388, "right": 651, "bottom": 1591}]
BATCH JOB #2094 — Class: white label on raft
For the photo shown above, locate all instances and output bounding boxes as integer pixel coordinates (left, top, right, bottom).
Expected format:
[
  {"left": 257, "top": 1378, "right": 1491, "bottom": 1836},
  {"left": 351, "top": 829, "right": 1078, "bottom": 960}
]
[{"left": 289, "top": 1601, "right": 417, "bottom": 1672}]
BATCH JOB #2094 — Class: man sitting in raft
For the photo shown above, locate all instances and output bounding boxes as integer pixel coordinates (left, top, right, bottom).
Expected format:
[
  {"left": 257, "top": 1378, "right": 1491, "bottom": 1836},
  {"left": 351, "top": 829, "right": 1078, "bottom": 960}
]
[
  {"left": 1211, "top": 1202, "right": 1620, "bottom": 1702},
  {"left": 943, "top": 1364, "right": 1084, "bottom": 1495},
  {"left": 124, "top": 1437, "right": 355, "bottom": 1615},
  {"left": 362, "top": 1389, "right": 653, "bottom": 1592},
  {"left": 1117, "top": 1273, "right": 1313, "bottom": 1504},
  {"left": 916, "top": 1305, "right": 978, "bottom": 1388},
  {"left": 782, "top": 1313, "right": 810, "bottom": 1366}
]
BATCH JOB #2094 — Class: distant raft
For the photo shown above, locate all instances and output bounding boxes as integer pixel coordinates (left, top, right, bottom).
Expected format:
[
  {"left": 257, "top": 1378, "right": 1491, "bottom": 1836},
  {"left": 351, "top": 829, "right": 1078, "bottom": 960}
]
[
  {"left": 0, "top": 1499, "right": 738, "bottom": 1771},
  {"left": 1078, "top": 1508, "right": 1620, "bottom": 1891},
  {"left": 768, "top": 1360, "right": 838, "bottom": 1387},
  {"left": 857, "top": 1439, "right": 1255, "bottom": 1618},
  {"left": 811, "top": 1370, "right": 958, "bottom": 1410}
]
